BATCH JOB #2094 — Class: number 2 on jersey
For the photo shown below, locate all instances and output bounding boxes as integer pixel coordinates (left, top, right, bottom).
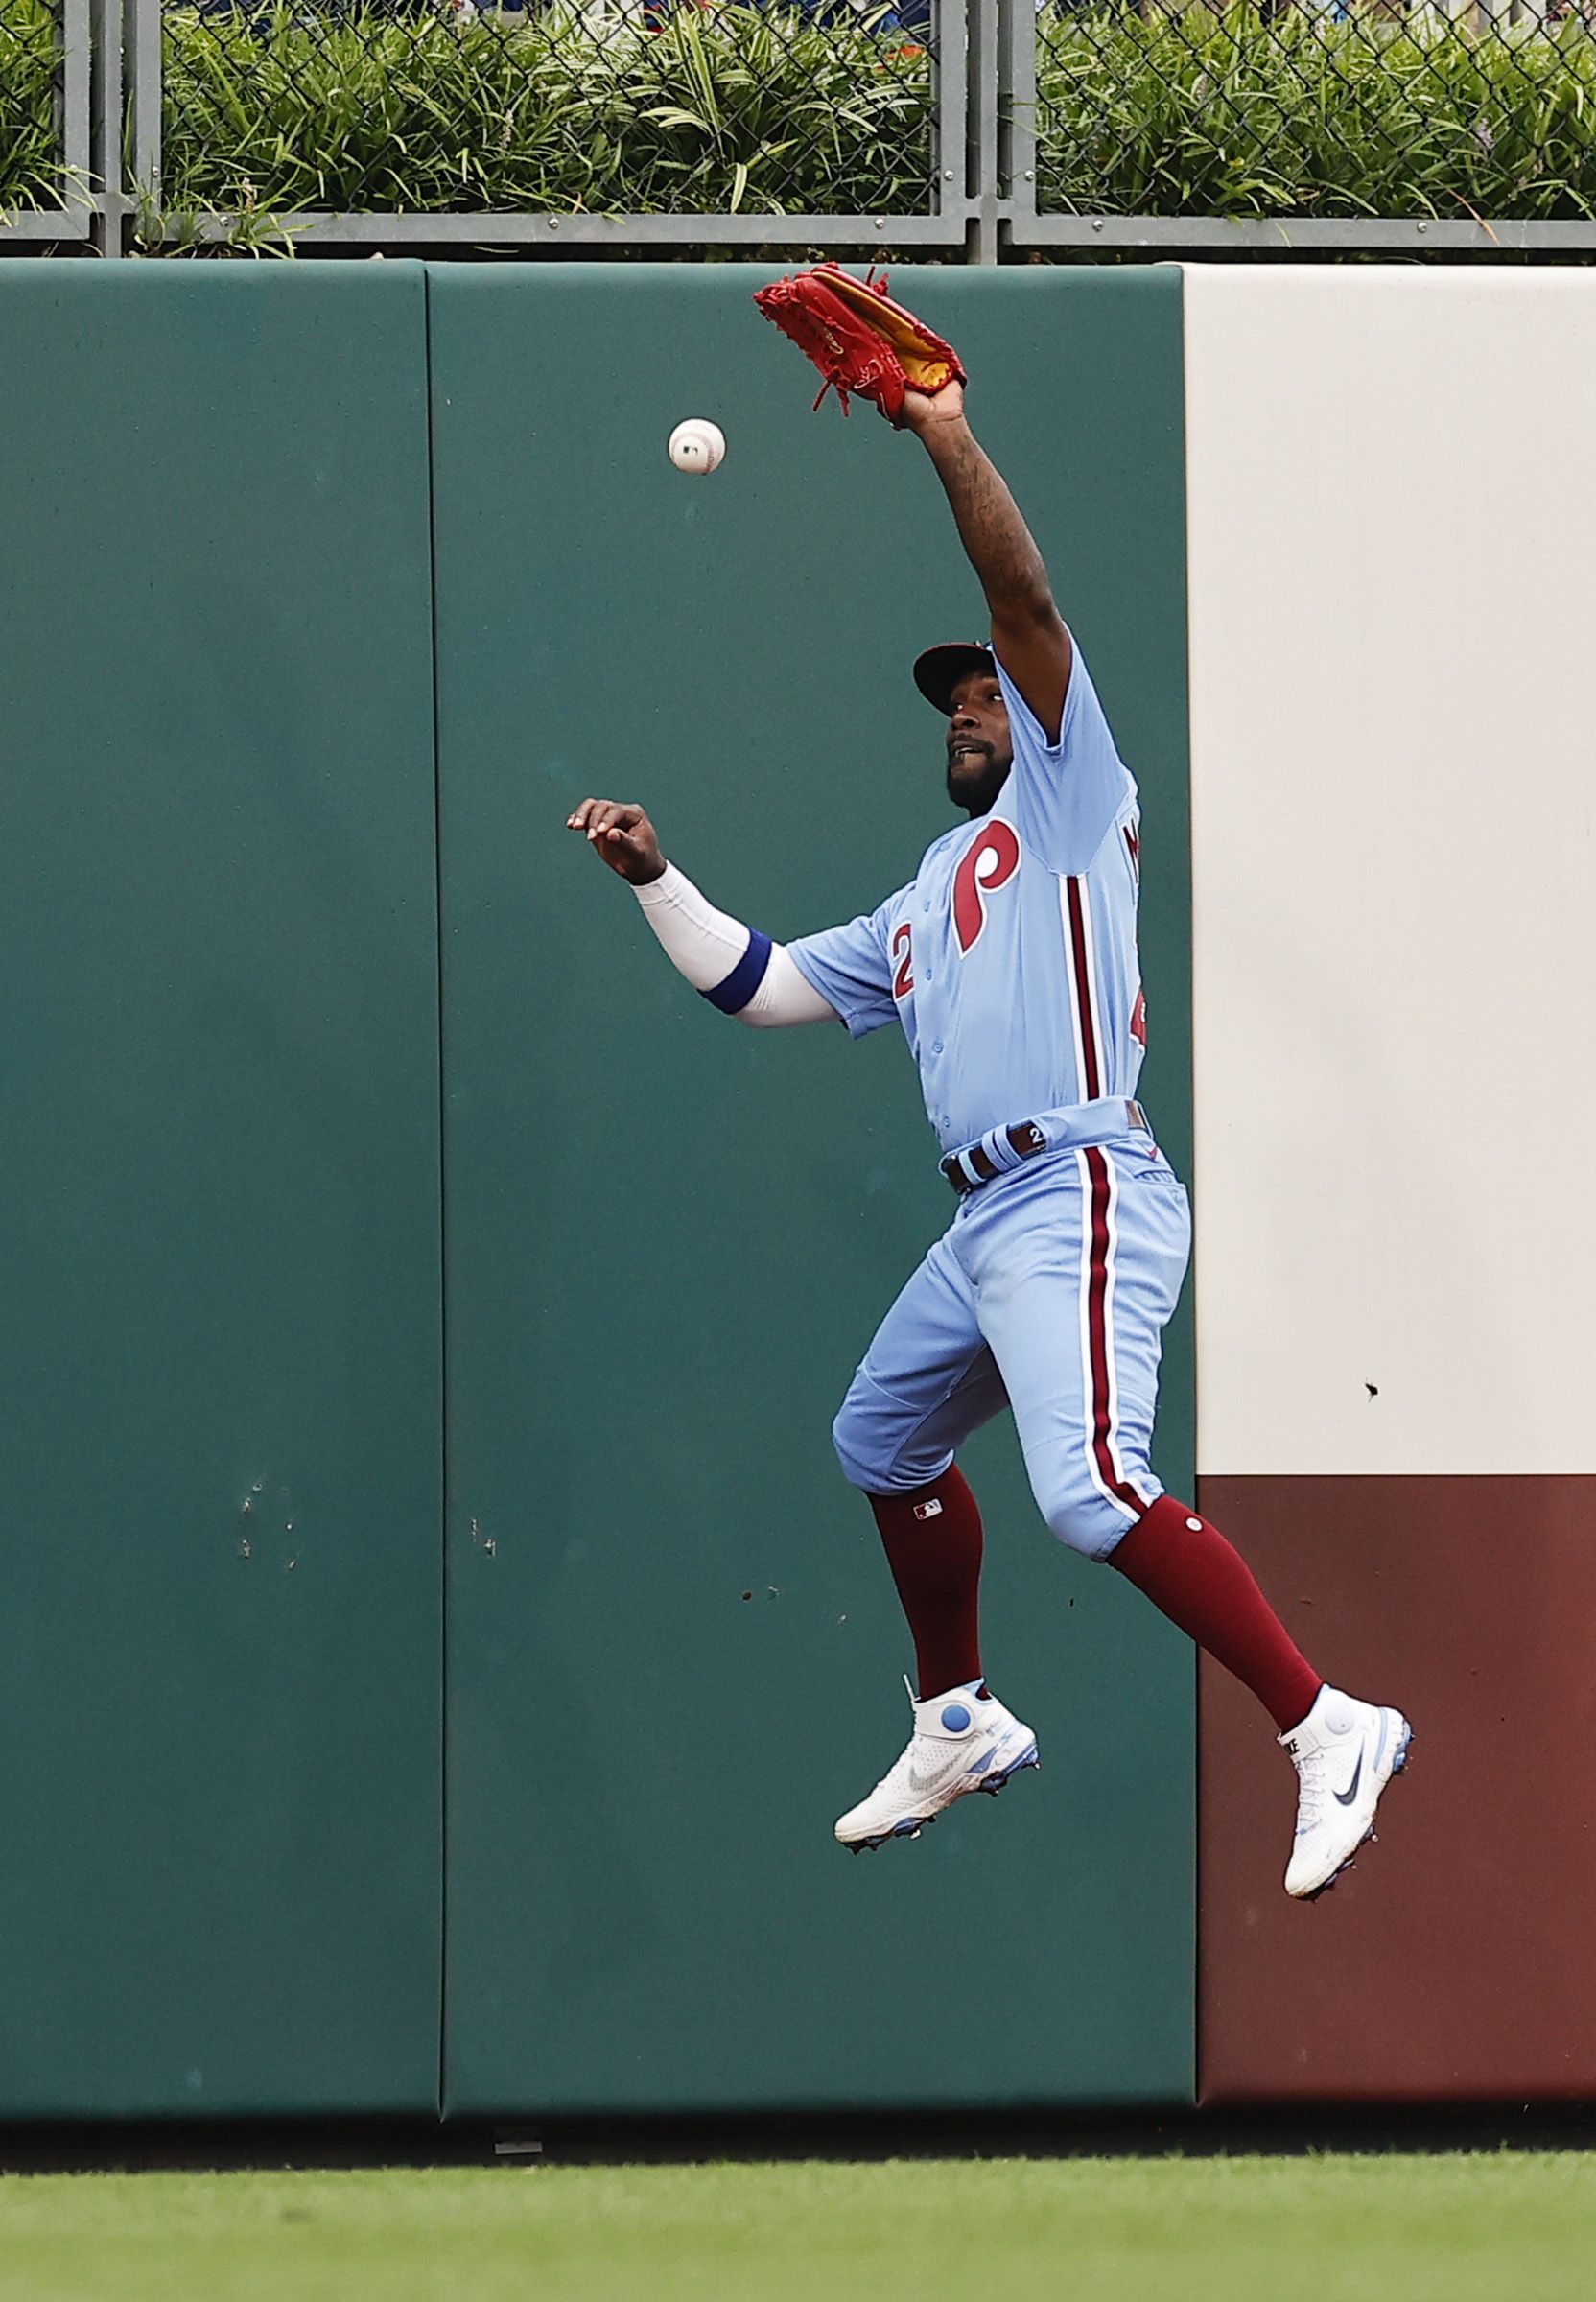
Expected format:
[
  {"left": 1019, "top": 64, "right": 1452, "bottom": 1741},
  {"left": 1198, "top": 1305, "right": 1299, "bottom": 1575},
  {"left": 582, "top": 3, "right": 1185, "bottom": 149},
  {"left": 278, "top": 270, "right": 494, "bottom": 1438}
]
[{"left": 891, "top": 921, "right": 914, "bottom": 1000}]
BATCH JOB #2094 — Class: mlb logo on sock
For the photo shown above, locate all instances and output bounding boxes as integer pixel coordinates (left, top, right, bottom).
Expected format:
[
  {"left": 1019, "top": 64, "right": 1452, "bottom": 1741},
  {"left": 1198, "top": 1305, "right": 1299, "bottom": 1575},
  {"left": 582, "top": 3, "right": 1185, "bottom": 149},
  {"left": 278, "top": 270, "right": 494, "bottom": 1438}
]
[{"left": 913, "top": 1499, "right": 944, "bottom": 1521}]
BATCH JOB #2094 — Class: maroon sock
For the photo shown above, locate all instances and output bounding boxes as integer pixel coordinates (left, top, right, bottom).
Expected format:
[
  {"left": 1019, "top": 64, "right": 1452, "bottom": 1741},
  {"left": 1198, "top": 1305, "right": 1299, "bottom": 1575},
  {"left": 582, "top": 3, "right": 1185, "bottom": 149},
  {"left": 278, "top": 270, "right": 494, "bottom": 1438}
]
[
  {"left": 1110, "top": 1494, "right": 1322, "bottom": 1733},
  {"left": 869, "top": 1468, "right": 984, "bottom": 1699}
]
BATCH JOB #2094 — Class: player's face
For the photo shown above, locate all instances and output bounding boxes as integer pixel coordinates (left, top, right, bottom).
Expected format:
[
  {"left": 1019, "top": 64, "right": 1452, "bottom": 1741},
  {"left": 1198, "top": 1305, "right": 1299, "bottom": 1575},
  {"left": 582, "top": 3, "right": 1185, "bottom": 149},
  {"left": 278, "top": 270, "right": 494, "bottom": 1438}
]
[{"left": 945, "top": 670, "right": 1013, "bottom": 814}]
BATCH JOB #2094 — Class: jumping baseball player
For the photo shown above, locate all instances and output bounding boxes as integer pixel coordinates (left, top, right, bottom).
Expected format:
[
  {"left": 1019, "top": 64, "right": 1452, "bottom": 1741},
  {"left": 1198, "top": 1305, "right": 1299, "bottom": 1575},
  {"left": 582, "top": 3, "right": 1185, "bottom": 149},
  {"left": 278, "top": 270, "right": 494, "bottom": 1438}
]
[{"left": 568, "top": 272, "right": 1410, "bottom": 1900}]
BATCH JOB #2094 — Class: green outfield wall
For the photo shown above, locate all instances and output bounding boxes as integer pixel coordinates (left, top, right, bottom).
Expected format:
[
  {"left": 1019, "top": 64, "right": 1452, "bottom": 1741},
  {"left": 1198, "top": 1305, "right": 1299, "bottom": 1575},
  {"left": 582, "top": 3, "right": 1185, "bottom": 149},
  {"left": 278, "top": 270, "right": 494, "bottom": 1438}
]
[
  {"left": 0, "top": 262, "right": 1193, "bottom": 2119},
  {"left": 0, "top": 267, "right": 444, "bottom": 2116},
  {"left": 429, "top": 265, "right": 1193, "bottom": 2114}
]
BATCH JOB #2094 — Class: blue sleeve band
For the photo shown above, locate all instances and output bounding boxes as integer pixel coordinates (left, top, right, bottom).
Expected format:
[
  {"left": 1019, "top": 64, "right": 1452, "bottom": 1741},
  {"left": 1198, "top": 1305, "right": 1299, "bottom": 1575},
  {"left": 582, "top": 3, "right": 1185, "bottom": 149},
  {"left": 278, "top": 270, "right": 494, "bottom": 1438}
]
[{"left": 701, "top": 928, "right": 773, "bottom": 1016}]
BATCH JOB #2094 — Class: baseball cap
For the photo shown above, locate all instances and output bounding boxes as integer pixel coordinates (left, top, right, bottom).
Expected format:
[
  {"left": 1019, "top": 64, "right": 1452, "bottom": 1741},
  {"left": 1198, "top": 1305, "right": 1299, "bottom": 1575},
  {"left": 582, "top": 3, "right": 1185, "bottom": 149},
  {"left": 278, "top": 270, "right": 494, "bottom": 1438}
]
[{"left": 913, "top": 640, "right": 997, "bottom": 716}]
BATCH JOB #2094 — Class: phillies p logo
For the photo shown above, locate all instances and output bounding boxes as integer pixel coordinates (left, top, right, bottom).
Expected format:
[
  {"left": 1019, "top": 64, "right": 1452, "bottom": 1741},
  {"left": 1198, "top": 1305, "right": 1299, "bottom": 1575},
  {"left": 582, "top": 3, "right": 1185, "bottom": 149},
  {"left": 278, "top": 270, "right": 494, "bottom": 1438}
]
[{"left": 952, "top": 819, "right": 1021, "bottom": 954}]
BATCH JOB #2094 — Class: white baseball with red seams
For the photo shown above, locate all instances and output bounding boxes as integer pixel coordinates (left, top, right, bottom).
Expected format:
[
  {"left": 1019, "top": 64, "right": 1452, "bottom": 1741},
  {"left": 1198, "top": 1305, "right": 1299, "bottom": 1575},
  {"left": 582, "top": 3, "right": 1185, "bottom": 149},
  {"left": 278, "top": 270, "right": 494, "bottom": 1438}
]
[{"left": 668, "top": 419, "right": 725, "bottom": 474}]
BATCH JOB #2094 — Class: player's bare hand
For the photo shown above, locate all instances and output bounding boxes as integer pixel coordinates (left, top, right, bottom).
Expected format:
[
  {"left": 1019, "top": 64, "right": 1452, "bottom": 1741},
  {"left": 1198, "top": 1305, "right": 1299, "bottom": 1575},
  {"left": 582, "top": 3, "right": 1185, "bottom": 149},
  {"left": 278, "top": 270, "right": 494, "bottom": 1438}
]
[
  {"left": 900, "top": 377, "right": 966, "bottom": 435},
  {"left": 567, "top": 798, "right": 667, "bottom": 886}
]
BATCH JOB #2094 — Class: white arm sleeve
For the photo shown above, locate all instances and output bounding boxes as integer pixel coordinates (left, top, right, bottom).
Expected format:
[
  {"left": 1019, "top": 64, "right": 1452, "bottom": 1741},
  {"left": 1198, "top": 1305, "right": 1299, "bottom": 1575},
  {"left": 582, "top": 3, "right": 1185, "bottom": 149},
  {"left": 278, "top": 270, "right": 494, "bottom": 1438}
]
[
  {"left": 633, "top": 862, "right": 838, "bottom": 1028},
  {"left": 740, "top": 942, "right": 838, "bottom": 1029}
]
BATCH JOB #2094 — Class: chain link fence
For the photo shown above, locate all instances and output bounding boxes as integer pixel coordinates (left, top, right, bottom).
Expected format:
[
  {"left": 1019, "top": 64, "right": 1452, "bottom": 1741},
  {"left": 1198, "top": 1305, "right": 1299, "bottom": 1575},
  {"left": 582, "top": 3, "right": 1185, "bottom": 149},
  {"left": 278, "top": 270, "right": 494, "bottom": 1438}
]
[
  {"left": 1025, "top": 0, "right": 1596, "bottom": 227},
  {"left": 12, "top": 0, "right": 1596, "bottom": 250},
  {"left": 150, "top": 0, "right": 945, "bottom": 231},
  {"left": 0, "top": 0, "right": 71, "bottom": 219}
]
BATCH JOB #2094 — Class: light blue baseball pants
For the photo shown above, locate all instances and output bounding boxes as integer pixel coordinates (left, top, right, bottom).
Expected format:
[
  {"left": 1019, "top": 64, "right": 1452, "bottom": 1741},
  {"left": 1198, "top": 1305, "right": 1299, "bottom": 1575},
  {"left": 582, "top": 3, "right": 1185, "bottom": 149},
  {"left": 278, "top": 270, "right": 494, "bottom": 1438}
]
[{"left": 831, "top": 1129, "right": 1192, "bottom": 1562}]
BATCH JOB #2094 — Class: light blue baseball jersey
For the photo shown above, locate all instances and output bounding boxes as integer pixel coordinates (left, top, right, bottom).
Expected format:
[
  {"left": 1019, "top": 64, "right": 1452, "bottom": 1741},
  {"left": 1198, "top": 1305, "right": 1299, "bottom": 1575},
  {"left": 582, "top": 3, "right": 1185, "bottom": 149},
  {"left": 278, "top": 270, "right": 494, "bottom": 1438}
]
[{"left": 787, "top": 643, "right": 1147, "bottom": 1157}]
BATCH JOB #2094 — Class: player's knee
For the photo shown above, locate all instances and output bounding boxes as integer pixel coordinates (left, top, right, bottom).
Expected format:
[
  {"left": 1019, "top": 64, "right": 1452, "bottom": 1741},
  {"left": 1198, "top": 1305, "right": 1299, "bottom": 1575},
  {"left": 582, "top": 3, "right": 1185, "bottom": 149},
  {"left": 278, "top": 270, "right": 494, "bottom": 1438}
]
[
  {"left": 831, "top": 1397, "right": 880, "bottom": 1492},
  {"left": 832, "top": 1375, "right": 947, "bottom": 1495},
  {"left": 1029, "top": 1453, "right": 1137, "bottom": 1562},
  {"left": 832, "top": 1385, "right": 905, "bottom": 1493}
]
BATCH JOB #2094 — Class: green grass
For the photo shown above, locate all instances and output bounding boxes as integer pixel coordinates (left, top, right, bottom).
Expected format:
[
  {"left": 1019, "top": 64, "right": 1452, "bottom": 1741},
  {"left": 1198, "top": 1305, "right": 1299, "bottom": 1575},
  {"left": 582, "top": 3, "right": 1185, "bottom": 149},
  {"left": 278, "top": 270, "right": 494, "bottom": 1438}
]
[{"left": 1, "top": 2154, "right": 1595, "bottom": 2302}]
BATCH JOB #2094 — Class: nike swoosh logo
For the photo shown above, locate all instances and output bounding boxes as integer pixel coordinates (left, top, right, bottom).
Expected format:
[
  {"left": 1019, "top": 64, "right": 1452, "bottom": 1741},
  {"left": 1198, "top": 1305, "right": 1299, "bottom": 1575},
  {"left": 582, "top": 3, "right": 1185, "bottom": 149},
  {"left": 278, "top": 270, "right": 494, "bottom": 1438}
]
[
  {"left": 1333, "top": 1751, "right": 1364, "bottom": 1808},
  {"left": 907, "top": 1749, "right": 976, "bottom": 1794}
]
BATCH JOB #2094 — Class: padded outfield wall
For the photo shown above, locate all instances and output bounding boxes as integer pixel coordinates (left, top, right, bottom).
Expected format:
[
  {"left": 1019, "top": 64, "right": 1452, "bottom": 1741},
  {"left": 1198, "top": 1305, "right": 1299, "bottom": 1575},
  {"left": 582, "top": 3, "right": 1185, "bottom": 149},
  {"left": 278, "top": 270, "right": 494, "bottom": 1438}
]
[
  {"left": 0, "top": 262, "right": 1587, "bottom": 2119},
  {"left": 1184, "top": 270, "right": 1596, "bottom": 2102},
  {"left": 0, "top": 267, "right": 445, "bottom": 2120},
  {"left": 0, "top": 263, "right": 1192, "bottom": 2119},
  {"left": 429, "top": 266, "right": 1194, "bottom": 2116}
]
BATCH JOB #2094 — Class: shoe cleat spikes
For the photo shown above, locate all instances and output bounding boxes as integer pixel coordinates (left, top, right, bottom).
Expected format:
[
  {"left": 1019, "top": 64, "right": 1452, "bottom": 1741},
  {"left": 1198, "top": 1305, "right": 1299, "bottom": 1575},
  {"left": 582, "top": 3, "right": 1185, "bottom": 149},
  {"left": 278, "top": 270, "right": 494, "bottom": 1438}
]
[
  {"left": 1303, "top": 1838, "right": 1372, "bottom": 1903},
  {"left": 1281, "top": 1692, "right": 1412, "bottom": 1900},
  {"left": 833, "top": 1687, "right": 1040, "bottom": 1852}
]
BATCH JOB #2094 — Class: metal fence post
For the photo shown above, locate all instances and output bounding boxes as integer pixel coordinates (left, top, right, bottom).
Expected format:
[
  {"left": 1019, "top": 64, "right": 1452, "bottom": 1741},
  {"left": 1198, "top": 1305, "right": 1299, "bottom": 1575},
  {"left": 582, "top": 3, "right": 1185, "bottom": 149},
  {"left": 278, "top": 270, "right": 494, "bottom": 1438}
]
[
  {"left": 125, "top": 0, "right": 159, "bottom": 218},
  {"left": 1001, "top": 0, "right": 1037, "bottom": 246},
  {"left": 935, "top": 0, "right": 970, "bottom": 249},
  {"left": 90, "top": 0, "right": 122, "bottom": 252},
  {"left": 967, "top": 0, "right": 999, "bottom": 261},
  {"left": 62, "top": 0, "right": 93, "bottom": 226}
]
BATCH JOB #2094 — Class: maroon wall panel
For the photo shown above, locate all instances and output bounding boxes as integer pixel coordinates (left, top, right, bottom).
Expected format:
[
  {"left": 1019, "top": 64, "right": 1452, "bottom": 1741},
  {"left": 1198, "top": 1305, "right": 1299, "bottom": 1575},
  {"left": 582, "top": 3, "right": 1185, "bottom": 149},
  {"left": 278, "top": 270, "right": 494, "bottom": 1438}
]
[{"left": 1199, "top": 1473, "right": 1596, "bottom": 2102}]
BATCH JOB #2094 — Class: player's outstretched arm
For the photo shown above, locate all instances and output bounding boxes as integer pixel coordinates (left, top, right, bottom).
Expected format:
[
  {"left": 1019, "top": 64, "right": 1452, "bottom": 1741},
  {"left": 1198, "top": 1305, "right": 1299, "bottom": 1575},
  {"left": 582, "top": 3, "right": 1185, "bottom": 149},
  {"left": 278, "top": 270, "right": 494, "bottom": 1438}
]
[
  {"left": 566, "top": 798, "right": 836, "bottom": 1028},
  {"left": 901, "top": 381, "right": 1072, "bottom": 745}
]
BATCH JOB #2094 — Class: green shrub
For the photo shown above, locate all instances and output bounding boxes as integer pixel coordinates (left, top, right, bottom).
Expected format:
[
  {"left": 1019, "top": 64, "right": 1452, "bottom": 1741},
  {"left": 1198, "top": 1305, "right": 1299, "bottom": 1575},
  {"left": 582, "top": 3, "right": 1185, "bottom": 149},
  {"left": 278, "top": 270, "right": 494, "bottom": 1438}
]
[
  {"left": 8, "top": 0, "right": 1587, "bottom": 234},
  {"left": 0, "top": 0, "right": 66, "bottom": 214},
  {"left": 157, "top": 3, "right": 935, "bottom": 218},
  {"left": 1036, "top": 1, "right": 1596, "bottom": 220}
]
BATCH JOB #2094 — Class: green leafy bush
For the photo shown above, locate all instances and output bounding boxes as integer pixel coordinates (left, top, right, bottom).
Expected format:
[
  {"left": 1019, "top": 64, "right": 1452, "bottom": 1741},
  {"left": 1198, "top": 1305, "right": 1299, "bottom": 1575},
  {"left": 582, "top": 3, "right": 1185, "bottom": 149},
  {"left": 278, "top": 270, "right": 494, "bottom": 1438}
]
[
  {"left": 1036, "top": 2, "right": 1596, "bottom": 220},
  {"left": 157, "top": 3, "right": 935, "bottom": 218},
  {"left": 0, "top": 0, "right": 65, "bottom": 213},
  {"left": 15, "top": 0, "right": 1596, "bottom": 233}
]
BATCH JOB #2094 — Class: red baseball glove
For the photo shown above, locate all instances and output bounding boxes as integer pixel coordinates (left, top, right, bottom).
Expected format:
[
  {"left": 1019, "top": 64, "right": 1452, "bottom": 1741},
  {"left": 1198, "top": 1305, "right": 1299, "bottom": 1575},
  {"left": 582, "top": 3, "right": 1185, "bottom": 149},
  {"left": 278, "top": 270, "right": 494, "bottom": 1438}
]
[{"left": 753, "top": 263, "right": 966, "bottom": 423}]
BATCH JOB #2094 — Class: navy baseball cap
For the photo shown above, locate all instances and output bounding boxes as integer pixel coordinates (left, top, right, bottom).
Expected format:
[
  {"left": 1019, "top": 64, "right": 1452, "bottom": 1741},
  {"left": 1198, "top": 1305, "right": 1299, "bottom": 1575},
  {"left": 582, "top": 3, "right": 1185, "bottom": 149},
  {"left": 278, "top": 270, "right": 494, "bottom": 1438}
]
[{"left": 913, "top": 640, "right": 996, "bottom": 715}]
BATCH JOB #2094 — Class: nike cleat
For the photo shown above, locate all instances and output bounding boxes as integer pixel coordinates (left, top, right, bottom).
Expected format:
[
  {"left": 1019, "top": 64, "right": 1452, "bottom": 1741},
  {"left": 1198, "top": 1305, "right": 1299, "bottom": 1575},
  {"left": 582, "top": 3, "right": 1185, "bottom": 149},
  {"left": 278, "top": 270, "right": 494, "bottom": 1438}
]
[
  {"left": 834, "top": 1679, "right": 1039, "bottom": 1852},
  {"left": 1281, "top": 1683, "right": 1412, "bottom": 1901}
]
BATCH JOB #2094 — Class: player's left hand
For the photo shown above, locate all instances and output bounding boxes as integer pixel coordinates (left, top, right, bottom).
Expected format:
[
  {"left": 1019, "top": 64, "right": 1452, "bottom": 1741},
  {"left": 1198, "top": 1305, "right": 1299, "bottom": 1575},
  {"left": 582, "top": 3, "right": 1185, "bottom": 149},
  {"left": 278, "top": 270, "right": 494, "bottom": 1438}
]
[
  {"left": 567, "top": 796, "right": 668, "bottom": 885},
  {"left": 900, "top": 378, "right": 966, "bottom": 434}
]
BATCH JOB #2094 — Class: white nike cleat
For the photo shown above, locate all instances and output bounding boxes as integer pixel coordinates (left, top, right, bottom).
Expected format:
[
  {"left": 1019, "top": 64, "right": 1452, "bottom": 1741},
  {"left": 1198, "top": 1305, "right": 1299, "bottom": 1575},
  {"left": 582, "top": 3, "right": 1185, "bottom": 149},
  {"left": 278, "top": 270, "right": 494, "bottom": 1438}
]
[
  {"left": 834, "top": 1679, "right": 1039, "bottom": 1851},
  {"left": 1281, "top": 1683, "right": 1412, "bottom": 1901}
]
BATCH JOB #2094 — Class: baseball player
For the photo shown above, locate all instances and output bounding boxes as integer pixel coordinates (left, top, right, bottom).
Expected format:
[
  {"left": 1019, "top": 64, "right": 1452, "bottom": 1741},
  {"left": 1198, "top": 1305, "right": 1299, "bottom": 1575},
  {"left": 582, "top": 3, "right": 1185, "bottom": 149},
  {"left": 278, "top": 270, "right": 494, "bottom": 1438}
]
[{"left": 568, "top": 360, "right": 1410, "bottom": 1902}]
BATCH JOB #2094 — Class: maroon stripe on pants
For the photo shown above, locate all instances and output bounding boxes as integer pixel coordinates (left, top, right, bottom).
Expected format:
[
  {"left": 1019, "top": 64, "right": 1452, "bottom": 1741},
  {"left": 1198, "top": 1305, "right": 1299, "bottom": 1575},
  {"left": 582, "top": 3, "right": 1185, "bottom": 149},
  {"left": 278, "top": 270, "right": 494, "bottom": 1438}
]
[
  {"left": 1083, "top": 1144, "right": 1150, "bottom": 1517},
  {"left": 1066, "top": 877, "right": 1101, "bottom": 1099}
]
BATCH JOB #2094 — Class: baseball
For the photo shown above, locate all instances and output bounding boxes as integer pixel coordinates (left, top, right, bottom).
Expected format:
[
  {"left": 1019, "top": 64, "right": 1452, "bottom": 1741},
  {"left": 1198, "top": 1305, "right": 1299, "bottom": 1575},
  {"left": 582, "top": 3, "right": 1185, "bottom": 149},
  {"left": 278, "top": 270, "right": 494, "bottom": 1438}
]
[{"left": 669, "top": 418, "right": 726, "bottom": 475}]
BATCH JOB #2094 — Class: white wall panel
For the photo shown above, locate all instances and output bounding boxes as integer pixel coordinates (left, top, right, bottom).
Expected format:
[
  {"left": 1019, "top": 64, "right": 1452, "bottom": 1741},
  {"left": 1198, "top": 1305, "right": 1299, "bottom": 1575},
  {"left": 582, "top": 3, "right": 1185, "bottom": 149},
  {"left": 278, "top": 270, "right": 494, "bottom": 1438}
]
[{"left": 1184, "top": 269, "right": 1596, "bottom": 1475}]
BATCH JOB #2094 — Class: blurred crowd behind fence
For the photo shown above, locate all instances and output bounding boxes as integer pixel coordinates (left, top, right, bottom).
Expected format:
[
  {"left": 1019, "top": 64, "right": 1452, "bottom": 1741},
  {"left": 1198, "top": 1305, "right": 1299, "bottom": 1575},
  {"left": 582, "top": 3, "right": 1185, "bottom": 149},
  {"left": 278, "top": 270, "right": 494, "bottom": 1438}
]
[{"left": 5, "top": 0, "right": 1596, "bottom": 258}]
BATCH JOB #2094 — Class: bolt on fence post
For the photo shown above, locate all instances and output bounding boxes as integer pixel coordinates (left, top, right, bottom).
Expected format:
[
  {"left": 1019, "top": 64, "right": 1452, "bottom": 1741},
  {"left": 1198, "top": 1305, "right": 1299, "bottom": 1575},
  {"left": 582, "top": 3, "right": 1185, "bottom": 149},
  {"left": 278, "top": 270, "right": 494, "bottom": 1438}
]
[
  {"left": 934, "top": 0, "right": 972, "bottom": 253},
  {"left": 125, "top": 0, "right": 160, "bottom": 225},
  {"left": 1001, "top": 0, "right": 1038, "bottom": 247}
]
